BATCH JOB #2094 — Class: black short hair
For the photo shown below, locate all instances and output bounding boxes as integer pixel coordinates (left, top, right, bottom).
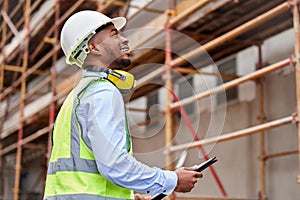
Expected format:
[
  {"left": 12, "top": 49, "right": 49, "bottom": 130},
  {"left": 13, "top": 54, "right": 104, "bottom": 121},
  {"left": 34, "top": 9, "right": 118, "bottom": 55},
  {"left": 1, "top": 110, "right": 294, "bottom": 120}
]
[{"left": 95, "top": 22, "right": 114, "bottom": 34}]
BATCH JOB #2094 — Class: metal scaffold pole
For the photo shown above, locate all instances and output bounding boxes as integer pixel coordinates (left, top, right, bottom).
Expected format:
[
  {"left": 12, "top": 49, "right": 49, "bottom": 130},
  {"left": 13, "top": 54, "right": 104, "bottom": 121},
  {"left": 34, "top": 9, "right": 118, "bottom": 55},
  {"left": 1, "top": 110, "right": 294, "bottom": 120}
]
[
  {"left": 0, "top": 0, "right": 8, "bottom": 196},
  {"left": 47, "top": 0, "right": 60, "bottom": 167},
  {"left": 169, "top": 116, "right": 294, "bottom": 153},
  {"left": 292, "top": 0, "right": 300, "bottom": 184},
  {"left": 13, "top": 0, "right": 30, "bottom": 199},
  {"left": 0, "top": 0, "right": 8, "bottom": 135},
  {"left": 164, "top": 0, "right": 175, "bottom": 184},
  {"left": 256, "top": 44, "right": 267, "bottom": 200},
  {"left": 0, "top": 0, "right": 7, "bottom": 102},
  {"left": 42, "top": 0, "right": 60, "bottom": 193},
  {"left": 170, "top": 58, "right": 292, "bottom": 110}
]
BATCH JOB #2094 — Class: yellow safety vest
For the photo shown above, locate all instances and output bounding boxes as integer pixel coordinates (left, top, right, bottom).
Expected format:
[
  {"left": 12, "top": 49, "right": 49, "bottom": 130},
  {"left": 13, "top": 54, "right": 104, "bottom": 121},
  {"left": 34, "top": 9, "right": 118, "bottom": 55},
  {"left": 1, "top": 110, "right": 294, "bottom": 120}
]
[{"left": 44, "top": 77, "right": 134, "bottom": 200}]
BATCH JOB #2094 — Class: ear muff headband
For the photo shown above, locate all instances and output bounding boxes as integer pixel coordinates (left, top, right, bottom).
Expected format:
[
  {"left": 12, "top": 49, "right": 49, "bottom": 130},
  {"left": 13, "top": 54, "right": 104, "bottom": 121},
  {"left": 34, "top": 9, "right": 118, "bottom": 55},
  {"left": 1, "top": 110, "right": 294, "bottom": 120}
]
[{"left": 85, "top": 66, "right": 136, "bottom": 93}]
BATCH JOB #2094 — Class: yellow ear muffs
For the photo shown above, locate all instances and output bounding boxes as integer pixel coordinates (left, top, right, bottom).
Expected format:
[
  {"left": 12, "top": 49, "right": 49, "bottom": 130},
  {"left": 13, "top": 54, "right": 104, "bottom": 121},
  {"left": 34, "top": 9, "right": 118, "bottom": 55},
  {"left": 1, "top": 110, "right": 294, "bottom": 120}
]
[
  {"left": 85, "top": 66, "right": 136, "bottom": 93},
  {"left": 107, "top": 70, "right": 136, "bottom": 94}
]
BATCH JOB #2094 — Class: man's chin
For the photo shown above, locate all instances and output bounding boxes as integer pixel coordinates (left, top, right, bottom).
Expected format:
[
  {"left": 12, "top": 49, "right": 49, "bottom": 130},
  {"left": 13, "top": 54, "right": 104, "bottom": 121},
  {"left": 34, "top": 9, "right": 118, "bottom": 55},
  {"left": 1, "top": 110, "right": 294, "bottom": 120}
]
[
  {"left": 110, "top": 55, "right": 131, "bottom": 70},
  {"left": 117, "top": 58, "right": 131, "bottom": 69}
]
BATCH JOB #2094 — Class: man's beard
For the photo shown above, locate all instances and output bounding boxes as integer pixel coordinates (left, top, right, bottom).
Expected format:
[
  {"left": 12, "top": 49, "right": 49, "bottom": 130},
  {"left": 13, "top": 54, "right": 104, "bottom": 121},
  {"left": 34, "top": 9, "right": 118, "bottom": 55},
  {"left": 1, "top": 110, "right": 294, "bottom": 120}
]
[
  {"left": 112, "top": 57, "right": 131, "bottom": 69},
  {"left": 120, "top": 58, "right": 131, "bottom": 68},
  {"left": 103, "top": 46, "right": 131, "bottom": 69}
]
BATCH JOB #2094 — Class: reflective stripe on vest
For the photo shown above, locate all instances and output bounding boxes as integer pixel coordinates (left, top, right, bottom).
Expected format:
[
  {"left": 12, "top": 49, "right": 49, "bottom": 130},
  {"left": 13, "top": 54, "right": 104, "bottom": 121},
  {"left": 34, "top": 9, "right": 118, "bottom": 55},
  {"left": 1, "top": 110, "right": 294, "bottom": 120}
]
[
  {"left": 44, "top": 77, "right": 134, "bottom": 200},
  {"left": 45, "top": 193, "right": 130, "bottom": 200}
]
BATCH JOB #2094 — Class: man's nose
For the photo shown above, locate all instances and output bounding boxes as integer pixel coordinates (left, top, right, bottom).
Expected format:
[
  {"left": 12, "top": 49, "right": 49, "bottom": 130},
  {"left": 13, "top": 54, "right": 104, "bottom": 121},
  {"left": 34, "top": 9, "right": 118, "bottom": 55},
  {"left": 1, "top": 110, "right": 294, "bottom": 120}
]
[{"left": 120, "top": 35, "right": 129, "bottom": 44}]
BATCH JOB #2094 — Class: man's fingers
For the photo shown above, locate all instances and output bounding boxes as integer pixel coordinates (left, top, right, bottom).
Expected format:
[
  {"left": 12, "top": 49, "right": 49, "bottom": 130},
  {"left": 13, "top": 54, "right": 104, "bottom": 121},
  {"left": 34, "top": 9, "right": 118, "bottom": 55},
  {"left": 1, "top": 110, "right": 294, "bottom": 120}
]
[
  {"left": 134, "top": 194, "right": 150, "bottom": 200},
  {"left": 134, "top": 194, "right": 143, "bottom": 200},
  {"left": 134, "top": 194, "right": 140, "bottom": 200},
  {"left": 195, "top": 172, "right": 203, "bottom": 178},
  {"left": 183, "top": 167, "right": 195, "bottom": 171}
]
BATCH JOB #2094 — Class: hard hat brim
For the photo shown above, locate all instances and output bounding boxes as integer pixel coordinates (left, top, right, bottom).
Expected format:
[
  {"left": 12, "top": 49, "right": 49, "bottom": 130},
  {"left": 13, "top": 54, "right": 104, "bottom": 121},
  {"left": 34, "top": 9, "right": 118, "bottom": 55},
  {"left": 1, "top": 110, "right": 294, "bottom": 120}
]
[{"left": 110, "top": 17, "right": 126, "bottom": 31}]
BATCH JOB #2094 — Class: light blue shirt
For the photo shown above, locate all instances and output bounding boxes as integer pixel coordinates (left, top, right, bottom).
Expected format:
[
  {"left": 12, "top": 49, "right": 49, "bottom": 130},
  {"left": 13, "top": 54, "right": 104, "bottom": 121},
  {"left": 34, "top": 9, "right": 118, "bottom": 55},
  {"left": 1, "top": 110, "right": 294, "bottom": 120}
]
[{"left": 77, "top": 70, "right": 177, "bottom": 195}]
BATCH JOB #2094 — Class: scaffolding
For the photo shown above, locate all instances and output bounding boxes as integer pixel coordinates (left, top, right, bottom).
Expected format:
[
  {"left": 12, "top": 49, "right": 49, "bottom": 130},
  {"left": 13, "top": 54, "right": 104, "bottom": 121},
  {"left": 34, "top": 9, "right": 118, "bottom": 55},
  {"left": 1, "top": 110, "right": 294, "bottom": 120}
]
[{"left": 0, "top": 0, "right": 299, "bottom": 200}]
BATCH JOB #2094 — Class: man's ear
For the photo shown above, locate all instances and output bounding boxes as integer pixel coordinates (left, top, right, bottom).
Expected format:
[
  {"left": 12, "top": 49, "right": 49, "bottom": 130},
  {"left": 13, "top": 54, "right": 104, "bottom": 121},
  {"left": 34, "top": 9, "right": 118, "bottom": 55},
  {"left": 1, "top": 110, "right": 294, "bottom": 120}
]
[{"left": 88, "top": 43, "right": 101, "bottom": 55}]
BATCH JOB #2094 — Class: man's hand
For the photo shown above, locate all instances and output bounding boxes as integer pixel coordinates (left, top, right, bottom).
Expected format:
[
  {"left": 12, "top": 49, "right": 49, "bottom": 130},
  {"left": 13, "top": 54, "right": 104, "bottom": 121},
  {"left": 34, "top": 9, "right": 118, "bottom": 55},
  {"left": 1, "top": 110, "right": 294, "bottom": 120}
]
[
  {"left": 174, "top": 167, "right": 203, "bottom": 193},
  {"left": 134, "top": 194, "right": 151, "bottom": 200}
]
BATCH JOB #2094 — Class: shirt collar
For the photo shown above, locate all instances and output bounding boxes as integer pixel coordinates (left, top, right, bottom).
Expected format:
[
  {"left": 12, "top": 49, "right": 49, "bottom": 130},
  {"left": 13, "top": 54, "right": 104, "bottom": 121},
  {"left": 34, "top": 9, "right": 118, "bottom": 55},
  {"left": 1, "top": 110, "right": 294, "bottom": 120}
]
[{"left": 83, "top": 70, "right": 108, "bottom": 79}]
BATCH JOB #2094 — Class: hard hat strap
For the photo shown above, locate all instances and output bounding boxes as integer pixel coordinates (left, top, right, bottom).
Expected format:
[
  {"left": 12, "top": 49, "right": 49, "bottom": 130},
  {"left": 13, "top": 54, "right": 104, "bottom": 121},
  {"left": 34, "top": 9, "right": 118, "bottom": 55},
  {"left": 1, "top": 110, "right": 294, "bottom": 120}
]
[
  {"left": 74, "top": 50, "right": 87, "bottom": 67},
  {"left": 72, "top": 31, "right": 96, "bottom": 67}
]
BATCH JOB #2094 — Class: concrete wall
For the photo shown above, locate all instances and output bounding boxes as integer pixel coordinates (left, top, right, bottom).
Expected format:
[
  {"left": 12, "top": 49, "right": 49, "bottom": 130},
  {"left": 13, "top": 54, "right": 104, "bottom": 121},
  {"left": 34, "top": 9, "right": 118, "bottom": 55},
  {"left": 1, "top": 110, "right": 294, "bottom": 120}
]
[{"left": 129, "top": 28, "right": 300, "bottom": 199}]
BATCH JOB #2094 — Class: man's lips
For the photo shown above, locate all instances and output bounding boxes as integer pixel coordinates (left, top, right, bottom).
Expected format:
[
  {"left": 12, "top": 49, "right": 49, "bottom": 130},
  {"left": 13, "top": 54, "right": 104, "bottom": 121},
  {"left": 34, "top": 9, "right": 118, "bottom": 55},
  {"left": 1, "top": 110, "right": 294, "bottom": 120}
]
[{"left": 120, "top": 46, "right": 130, "bottom": 53}]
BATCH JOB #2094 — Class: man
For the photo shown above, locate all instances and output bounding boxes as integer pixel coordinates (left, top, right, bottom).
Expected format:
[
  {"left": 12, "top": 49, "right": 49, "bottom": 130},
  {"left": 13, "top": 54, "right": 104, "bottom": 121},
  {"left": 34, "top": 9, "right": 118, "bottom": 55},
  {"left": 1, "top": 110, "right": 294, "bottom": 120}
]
[{"left": 43, "top": 10, "right": 202, "bottom": 200}]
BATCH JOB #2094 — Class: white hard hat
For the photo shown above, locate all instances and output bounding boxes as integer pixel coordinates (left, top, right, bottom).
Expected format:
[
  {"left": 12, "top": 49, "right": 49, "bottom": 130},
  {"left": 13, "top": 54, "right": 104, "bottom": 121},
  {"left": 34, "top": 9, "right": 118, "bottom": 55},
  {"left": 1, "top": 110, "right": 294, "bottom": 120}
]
[{"left": 60, "top": 10, "right": 126, "bottom": 67}]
